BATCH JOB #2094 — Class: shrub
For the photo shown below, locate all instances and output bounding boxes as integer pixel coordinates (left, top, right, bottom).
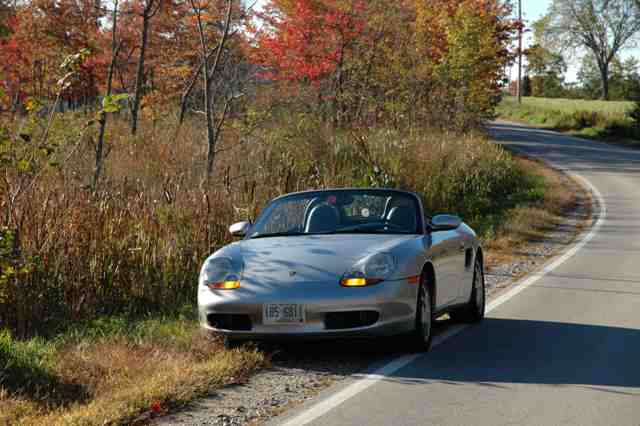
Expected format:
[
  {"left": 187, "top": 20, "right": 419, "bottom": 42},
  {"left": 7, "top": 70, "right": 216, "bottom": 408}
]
[
  {"left": 627, "top": 101, "right": 640, "bottom": 128},
  {"left": 572, "top": 110, "right": 599, "bottom": 129},
  {"left": 0, "top": 330, "right": 57, "bottom": 396}
]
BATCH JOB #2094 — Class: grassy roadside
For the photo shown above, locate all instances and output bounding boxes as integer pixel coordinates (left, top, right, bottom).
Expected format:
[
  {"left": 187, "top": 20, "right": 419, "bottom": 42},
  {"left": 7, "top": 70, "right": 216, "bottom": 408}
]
[
  {"left": 0, "top": 314, "right": 265, "bottom": 425},
  {"left": 482, "top": 155, "right": 585, "bottom": 268},
  {"left": 0, "top": 150, "right": 584, "bottom": 426},
  {"left": 497, "top": 96, "right": 640, "bottom": 148}
]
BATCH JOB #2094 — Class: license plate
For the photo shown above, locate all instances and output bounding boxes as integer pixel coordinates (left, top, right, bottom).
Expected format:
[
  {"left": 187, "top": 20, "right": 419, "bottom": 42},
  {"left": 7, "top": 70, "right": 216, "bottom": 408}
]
[{"left": 263, "top": 303, "right": 305, "bottom": 324}]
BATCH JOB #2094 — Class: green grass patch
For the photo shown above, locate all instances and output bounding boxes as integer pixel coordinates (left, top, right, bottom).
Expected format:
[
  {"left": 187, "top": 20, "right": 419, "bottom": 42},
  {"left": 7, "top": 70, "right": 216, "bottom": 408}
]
[
  {"left": 1, "top": 311, "right": 265, "bottom": 425},
  {"left": 497, "top": 96, "right": 640, "bottom": 147},
  {"left": 498, "top": 96, "right": 634, "bottom": 115},
  {"left": 0, "top": 330, "right": 58, "bottom": 398}
]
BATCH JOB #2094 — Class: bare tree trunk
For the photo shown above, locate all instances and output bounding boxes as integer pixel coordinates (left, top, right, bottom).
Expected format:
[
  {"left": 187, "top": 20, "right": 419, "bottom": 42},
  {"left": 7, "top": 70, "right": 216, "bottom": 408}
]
[
  {"left": 205, "top": 0, "right": 232, "bottom": 179},
  {"left": 131, "top": 1, "right": 157, "bottom": 135},
  {"left": 599, "top": 62, "right": 610, "bottom": 101},
  {"left": 190, "top": 0, "right": 233, "bottom": 180},
  {"left": 178, "top": 58, "right": 205, "bottom": 126},
  {"left": 93, "top": 1, "right": 120, "bottom": 192}
]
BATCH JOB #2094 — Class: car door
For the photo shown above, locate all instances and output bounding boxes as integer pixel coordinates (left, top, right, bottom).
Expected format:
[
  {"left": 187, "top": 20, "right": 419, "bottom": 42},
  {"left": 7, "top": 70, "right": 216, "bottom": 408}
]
[
  {"left": 430, "top": 229, "right": 465, "bottom": 308},
  {"left": 452, "top": 228, "right": 472, "bottom": 302}
]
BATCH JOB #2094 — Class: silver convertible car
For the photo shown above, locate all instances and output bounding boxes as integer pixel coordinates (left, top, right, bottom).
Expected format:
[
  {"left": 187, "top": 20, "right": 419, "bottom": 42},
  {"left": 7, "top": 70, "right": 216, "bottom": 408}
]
[{"left": 198, "top": 188, "right": 485, "bottom": 350}]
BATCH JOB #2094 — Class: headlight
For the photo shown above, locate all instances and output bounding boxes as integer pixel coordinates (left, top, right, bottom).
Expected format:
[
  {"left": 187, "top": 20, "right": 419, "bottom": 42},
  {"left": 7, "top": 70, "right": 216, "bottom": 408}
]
[
  {"left": 341, "top": 253, "right": 397, "bottom": 287},
  {"left": 200, "top": 257, "right": 241, "bottom": 290}
]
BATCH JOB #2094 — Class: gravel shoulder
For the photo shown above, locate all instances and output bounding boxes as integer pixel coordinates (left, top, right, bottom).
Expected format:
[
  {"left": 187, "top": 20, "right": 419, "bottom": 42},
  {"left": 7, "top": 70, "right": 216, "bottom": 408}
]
[{"left": 156, "top": 162, "right": 593, "bottom": 426}]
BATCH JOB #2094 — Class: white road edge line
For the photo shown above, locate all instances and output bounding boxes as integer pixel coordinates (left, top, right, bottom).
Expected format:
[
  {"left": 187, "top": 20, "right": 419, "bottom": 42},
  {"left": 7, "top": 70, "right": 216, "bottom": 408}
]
[{"left": 279, "top": 170, "right": 606, "bottom": 426}]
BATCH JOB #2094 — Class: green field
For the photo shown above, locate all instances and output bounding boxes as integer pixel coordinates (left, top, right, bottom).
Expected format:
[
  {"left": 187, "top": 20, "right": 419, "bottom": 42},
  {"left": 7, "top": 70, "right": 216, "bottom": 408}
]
[
  {"left": 500, "top": 96, "right": 634, "bottom": 116},
  {"left": 497, "top": 96, "right": 640, "bottom": 146}
]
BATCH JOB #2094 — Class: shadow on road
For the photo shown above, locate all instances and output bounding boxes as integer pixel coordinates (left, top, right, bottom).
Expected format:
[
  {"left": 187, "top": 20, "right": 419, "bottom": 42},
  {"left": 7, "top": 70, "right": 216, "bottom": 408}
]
[
  {"left": 379, "top": 318, "right": 640, "bottom": 391},
  {"left": 254, "top": 315, "right": 640, "bottom": 394},
  {"left": 489, "top": 122, "right": 640, "bottom": 176},
  {"left": 254, "top": 318, "right": 457, "bottom": 375}
]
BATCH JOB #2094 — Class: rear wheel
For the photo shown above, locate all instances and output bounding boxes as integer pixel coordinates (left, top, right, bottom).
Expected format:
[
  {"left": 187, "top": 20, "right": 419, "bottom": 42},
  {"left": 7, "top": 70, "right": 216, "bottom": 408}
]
[
  {"left": 451, "top": 258, "right": 485, "bottom": 323},
  {"left": 408, "top": 277, "right": 434, "bottom": 351}
]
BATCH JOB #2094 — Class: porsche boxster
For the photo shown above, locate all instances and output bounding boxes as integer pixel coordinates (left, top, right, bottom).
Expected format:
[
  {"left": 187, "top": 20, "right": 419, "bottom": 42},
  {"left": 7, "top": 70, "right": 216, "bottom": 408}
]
[{"left": 197, "top": 188, "right": 485, "bottom": 350}]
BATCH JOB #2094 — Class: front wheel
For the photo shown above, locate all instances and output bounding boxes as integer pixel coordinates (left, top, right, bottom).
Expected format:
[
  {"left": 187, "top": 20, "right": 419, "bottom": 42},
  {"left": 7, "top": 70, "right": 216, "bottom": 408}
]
[
  {"left": 408, "top": 278, "right": 434, "bottom": 351},
  {"left": 451, "top": 258, "right": 485, "bottom": 323}
]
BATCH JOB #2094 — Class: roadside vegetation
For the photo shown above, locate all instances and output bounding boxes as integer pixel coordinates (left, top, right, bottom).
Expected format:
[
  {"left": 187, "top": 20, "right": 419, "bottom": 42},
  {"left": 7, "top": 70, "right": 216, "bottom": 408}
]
[
  {"left": 498, "top": 96, "right": 640, "bottom": 146},
  {"left": 483, "top": 156, "right": 583, "bottom": 268},
  {"left": 0, "top": 0, "right": 584, "bottom": 424},
  {"left": 0, "top": 118, "right": 580, "bottom": 424},
  {"left": 1, "top": 314, "right": 264, "bottom": 425}
]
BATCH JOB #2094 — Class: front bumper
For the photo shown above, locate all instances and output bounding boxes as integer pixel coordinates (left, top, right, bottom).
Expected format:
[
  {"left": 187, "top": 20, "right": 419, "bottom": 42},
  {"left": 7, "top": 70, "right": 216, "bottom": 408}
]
[{"left": 198, "top": 278, "right": 418, "bottom": 339}]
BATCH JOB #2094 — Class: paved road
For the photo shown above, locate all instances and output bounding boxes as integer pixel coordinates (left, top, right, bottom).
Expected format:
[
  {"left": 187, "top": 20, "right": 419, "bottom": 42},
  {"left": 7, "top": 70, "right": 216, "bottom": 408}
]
[{"left": 274, "top": 122, "right": 640, "bottom": 426}]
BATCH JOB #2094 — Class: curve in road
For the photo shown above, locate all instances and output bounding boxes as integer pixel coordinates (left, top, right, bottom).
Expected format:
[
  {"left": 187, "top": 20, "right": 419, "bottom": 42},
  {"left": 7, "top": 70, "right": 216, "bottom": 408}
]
[{"left": 273, "top": 122, "right": 640, "bottom": 426}]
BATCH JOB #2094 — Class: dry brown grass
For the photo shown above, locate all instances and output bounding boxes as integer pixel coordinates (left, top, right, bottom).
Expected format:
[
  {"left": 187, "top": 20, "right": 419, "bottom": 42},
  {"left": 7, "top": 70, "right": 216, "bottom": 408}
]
[
  {"left": 483, "top": 156, "right": 586, "bottom": 268},
  {"left": 0, "top": 319, "right": 265, "bottom": 426},
  {"left": 1, "top": 112, "right": 533, "bottom": 337}
]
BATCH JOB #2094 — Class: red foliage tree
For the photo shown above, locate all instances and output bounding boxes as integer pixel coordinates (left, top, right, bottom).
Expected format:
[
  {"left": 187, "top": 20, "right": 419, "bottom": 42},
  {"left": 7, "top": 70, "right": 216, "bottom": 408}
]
[
  {"left": 0, "top": 1, "right": 104, "bottom": 107},
  {"left": 253, "top": 0, "right": 367, "bottom": 84}
]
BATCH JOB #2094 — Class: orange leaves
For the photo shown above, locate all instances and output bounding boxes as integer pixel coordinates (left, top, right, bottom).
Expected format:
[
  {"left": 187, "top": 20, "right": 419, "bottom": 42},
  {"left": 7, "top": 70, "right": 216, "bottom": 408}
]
[
  {"left": 1, "top": 1, "right": 105, "bottom": 104},
  {"left": 415, "top": 0, "right": 514, "bottom": 62},
  {"left": 253, "top": 0, "right": 367, "bottom": 84}
]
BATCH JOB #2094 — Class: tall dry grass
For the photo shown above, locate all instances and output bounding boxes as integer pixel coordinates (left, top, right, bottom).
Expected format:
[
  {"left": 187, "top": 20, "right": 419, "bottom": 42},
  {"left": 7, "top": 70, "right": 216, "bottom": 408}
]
[{"left": 0, "top": 111, "right": 535, "bottom": 337}]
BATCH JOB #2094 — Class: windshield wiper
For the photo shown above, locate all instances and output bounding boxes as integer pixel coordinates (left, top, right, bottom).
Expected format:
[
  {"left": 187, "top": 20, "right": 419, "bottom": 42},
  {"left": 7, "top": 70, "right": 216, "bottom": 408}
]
[
  {"left": 331, "top": 227, "right": 415, "bottom": 235},
  {"left": 250, "top": 231, "right": 306, "bottom": 239},
  {"left": 331, "top": 228, "right": 386, "bottom": 234}
]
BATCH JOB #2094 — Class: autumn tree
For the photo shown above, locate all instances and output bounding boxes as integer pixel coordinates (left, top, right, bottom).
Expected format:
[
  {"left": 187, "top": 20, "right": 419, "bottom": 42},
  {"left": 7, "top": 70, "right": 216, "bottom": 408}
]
[
  {"left": 525, "top": 18, "right": 566, "bottom": 98},
  {"left": 129, "top": 0, "right": 163, "bottom": 135},
  {"left": 186, "top": 0, "right": 249, "bottom": 179},
  {"left": 546, "top": 0, "right": 640, "bottom": 100},
  {"left": 414, "top": 0, "right": 516, "bottom": 128},
  {"left": 255, "top": 0, "right": 515, "bottom": 130},
  {"left": 0, "top": 0, "right": 12, "bottom": 37},
  {"left": 253, "top": 0, "right": 367, "bottom": 124},
  {"left": 94, "top": 0, "right": 124, "bottom": 191},
  {"left": 0, "top": 1, "right": 104, "bottom": 108}
]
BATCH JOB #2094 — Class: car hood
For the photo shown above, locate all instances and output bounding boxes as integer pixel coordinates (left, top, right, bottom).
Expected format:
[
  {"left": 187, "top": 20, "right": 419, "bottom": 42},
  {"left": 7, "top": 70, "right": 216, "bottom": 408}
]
[{"left": 236, "top": 234, "right": 419, "bottom": 284}]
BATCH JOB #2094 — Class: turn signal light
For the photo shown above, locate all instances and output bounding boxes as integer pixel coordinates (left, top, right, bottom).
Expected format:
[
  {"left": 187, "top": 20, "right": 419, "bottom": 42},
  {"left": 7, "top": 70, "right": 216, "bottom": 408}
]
[
  {"left": 207, "top": 280, "right": 241, "bottom": 290},
  {"left": 406, "top": 276, "right": 420, "bottom": 285},
  {"left": 341, "top": 277, "right": 367, "bottom": 287},
  {"left": 340, "top": 277, "right": 383, "bottom": 287}
]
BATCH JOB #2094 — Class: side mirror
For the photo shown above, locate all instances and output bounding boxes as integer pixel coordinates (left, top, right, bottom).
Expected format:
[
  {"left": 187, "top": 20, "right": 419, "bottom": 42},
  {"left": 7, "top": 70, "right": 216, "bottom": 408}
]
[
  {"left": 229, "top": 221, "right": 251, "bottom": 238},
  {"left": 430, "top": 214, "right": 462, "bottom": 231}
]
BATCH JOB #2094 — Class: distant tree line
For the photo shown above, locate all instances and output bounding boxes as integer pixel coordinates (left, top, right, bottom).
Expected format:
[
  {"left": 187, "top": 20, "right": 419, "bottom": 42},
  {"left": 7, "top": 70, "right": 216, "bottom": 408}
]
[{"left": 517, "top": 0, "right": 640, "bottom": 101}]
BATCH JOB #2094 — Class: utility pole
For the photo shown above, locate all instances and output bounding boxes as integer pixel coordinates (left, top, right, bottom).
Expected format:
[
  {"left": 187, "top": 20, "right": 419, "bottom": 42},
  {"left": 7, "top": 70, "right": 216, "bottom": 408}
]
[{"left": 517, "top": 0, "right": 523, "bottom": 104}]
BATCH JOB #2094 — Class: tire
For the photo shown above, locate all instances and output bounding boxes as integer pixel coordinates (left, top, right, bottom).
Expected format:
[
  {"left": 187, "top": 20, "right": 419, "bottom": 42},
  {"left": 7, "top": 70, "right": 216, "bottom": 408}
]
[
  {"left": 408, "top": 276, "right": 434, "bottom": 351},
  {"left": 451, "top": 258, "right": 485, "bottom": 323}
]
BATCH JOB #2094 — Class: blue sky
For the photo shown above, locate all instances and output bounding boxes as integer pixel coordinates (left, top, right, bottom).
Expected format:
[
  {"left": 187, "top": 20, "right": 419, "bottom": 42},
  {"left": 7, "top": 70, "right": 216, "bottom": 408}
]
[{"left": 524, "top": 0, "right": 551, "bottom": 24}]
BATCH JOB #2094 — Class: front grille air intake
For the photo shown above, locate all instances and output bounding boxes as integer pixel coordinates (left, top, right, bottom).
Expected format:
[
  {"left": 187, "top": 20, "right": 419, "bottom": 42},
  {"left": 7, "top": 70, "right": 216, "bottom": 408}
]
[
  {"left": 325, "top": 311, "right": 379, "bottom": 330},
  {"left": 207, "top": 314, "right": 252, "bottom": 331}
]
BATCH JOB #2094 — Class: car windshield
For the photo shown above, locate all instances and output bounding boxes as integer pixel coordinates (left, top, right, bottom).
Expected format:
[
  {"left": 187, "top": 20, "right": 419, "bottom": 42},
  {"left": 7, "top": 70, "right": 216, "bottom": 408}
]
[{"left": 248, "top": 190, "right": 421, "bottom": 238}]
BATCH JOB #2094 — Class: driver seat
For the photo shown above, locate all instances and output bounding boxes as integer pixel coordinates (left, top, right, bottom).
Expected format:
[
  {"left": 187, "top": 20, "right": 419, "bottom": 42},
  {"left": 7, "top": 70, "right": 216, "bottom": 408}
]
[
  {"left": 305, "top": 203, "right": 340, "bottom": 233},
  {"left": 387, "top": 206, "right": 417, "bottom": 232}
]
